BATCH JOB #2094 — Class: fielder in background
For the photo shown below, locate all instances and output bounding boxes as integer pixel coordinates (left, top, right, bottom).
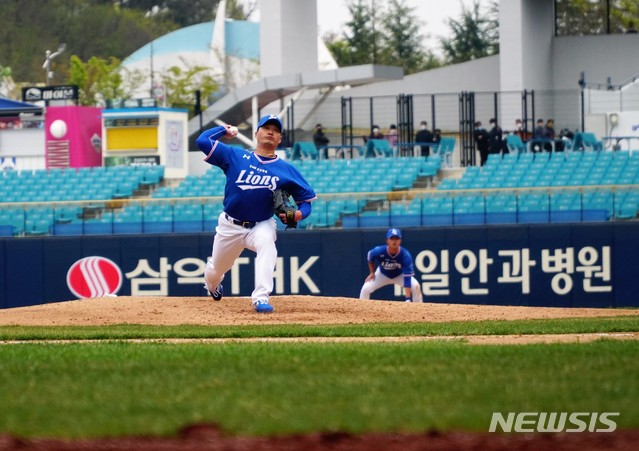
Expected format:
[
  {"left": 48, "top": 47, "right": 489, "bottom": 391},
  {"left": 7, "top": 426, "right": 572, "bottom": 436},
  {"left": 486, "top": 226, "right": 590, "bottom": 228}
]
[
  {"left": 359, "top": 228, "right": 423, "bottom": 303},
  {"left": 195, "top": 115, "right": 317, "bottom": 313}
]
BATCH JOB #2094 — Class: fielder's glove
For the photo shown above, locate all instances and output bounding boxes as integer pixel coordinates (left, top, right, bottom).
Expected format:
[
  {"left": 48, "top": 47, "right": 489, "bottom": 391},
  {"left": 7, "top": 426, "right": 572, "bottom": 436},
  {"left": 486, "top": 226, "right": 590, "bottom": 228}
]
[{"left": 272, "top": 189, "right": 297, "bottom": 229}]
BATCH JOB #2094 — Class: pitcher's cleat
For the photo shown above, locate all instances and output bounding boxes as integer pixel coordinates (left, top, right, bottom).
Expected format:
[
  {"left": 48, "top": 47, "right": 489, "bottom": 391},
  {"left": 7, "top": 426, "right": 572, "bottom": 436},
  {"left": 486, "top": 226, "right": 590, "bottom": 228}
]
[
  {"left": 253, "top": 299, "right": 274, "bottom": 313},
  {"left": 207, "top": 284, "right": 223, "bottom": 301}
]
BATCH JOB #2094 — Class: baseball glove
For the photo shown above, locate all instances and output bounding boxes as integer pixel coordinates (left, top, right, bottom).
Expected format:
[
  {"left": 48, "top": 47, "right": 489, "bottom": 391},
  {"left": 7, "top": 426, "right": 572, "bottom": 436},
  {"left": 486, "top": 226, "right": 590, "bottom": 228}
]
[{"left": 272, "top": 189, "right": 297, "bottom": 229}]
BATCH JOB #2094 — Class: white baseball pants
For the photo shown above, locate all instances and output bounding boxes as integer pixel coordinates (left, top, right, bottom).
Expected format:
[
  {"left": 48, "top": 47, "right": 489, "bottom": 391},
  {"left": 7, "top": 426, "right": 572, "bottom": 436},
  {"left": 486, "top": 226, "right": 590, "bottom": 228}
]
[
  {"left": 359, "top": 267, "right": 424, "bottom": 303},
  {"left": 204, "top": 212, "right": 278, "bottom": 302}
]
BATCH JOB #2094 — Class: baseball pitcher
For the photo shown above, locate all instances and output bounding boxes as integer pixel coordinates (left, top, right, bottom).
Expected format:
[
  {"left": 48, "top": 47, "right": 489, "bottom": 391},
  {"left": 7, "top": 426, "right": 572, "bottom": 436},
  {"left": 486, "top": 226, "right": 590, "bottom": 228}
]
[{"left": 195, "top": 115, "right": 317, "bottom": 313}]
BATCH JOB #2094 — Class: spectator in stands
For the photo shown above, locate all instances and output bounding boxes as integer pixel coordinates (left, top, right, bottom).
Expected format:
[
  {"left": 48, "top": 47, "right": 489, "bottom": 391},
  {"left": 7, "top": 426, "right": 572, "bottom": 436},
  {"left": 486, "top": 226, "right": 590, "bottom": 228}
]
[
  {"left": 474, "top": 121, "right": 490, "bottom": 166},
  {"left": 488, "top": 118, "right": 503, "bottom": 157},
  {"left": 542, "top": 119, "right": 556, "bottom": 139},
  {"left": 433, "top": 128, "right": 442, "bottom": 145},
  {"left": 626, "top": 21, "right": 637, "bottom": 34},
  {"left": 542, "top": 118, "right": 557, "bottom": 151},
  {"left": 514, "top": 118, "right": 524, "bottom": 139},
  {"left": 533, "top": 119, "right": 544, "bottom": 139},
  {"left": 369, "top": 125, "right": 384, "bottom": 140},
  {"left": 560, "top": 128, "right": 575, "bottom": 141},
  {"left": 415, "top": 120, "right": 434, "bottom": 157},
  {"left": 531, "top": 118, "right": 545, "bottom": 152},
  {"left": 386, "top": 124, "right": 398, "bottom": 147},
  {"left": 501, "top": 130, "right": 511, "bottom": 154},
  {"left": 559, "top": 127, "right": 575, "bottom": 151},
  {"left": 313, "top": 123, "right": 330, "bottom": 159}
]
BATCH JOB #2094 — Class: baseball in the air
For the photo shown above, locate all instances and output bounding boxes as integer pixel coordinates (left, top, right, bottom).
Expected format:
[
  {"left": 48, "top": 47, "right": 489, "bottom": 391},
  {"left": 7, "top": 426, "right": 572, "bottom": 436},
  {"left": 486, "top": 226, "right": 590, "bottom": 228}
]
[{"left": 229, "top": 126, "right": 238, "bottom": 135}]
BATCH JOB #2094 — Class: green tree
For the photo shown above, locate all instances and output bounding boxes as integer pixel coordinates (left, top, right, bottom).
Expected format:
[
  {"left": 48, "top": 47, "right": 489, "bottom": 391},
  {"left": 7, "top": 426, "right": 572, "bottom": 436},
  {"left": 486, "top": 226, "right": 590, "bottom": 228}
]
[
  {"left": 0, "top": 0, "right": 176, "bottom": 84},
  {"left": 158, "top": 64, "right": 219, "bottom": 115},
  {"left": 556, "top": 0, "right": 607, "bottom": 35},
  {"left": 0, "top": 0, "right": 64, "bottom": 85},
  {"left": 324, "top": 38, "right": 354, "bottom": 67},
  {"left": 0, "top": 65, "right": 15, "bottom": 98},
  {"left": 325, "top": 0, "right": 440, "bottom": 73},
  {"left": 440, "top": 0, "right": 498, "bottom": 64},
  {"left": 66, "top": 54, "right": 217, "bottom": 114},
  {"left": 67, "top": 55, "right": 146, "bottom": 106},
  {"left": 326, "top": 0, "right": 377, "bottom": 66},
  {"left": 556, "top": 0, "right": 639, "bottom": 35},
  {"left": 379, "top": 0, "right": 436, "bottom": 74},
  {"left": 116, "top": 0, "right": 250, "bottom": 26}
]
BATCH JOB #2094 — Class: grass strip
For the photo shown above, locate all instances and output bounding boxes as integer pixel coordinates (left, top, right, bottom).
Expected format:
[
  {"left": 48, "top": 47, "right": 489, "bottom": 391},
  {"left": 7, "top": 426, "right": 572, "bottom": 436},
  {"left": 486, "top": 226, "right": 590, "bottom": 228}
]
[
  {"left": 0, "top": 340, "right": 637, "bottom": 438},
  {"left": 0, "top": 316, "right": 638, "bottom": 340}
]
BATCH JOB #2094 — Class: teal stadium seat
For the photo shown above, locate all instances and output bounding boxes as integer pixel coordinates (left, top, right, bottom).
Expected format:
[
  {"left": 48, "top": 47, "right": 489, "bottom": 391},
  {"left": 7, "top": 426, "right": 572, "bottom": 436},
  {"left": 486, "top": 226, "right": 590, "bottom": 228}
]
[
  {"left": 140, "top": 165, "right": 165, "bottom": 186},
  {"left": 419, "top": 155, "right": 442, "bottom": 179},
  {"left": 364, "top": 139, "right": 394, "bottom": 158},
  {"left": 566, "top": 132, "right": 603, "bottom": 152},
  {"left": 291, "top": 142, "right": 319, "bottom": 160},
  {"left": 517, "top": 153, "right": 534, "bottom": 167},
  {"left": 434, "top": 137, "right": 456, "bottom": 167},
  {"left": 505, "top": 135, "right": 526, "bottom": 154}
]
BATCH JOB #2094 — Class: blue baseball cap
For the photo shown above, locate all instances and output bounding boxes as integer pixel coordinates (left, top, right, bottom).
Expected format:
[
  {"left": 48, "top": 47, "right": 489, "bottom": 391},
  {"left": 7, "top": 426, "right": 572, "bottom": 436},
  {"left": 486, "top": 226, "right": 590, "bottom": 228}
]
[
  {"left": 257, "top": 114, "right": 283, "bottom": 132},
  {"left": 386, "top": 228, "right": 402, "bottom": 239}
]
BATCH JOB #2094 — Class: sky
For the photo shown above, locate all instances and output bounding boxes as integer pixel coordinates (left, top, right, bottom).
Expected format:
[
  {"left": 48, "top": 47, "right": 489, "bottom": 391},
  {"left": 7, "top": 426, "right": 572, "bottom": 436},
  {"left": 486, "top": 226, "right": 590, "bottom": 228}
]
[{"left": 316, "top": 0, "right": 478, "bottom": 54}]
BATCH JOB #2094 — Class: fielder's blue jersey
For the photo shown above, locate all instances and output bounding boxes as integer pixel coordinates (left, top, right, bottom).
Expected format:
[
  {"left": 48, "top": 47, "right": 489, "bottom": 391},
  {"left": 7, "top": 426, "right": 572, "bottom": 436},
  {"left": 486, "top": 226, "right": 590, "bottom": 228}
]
[
  {"left": 367, "top": 245, "right": 415, "bottom": 279},
  {"left": 196, "top": 126, "right": 317, "bottom": 222}
]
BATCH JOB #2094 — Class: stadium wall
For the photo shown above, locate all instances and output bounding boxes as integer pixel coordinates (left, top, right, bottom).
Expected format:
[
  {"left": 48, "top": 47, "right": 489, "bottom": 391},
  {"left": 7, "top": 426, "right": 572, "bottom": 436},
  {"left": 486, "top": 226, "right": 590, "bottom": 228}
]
[{"left": 1, "top": 222, "right": 637, "bottom": 309}]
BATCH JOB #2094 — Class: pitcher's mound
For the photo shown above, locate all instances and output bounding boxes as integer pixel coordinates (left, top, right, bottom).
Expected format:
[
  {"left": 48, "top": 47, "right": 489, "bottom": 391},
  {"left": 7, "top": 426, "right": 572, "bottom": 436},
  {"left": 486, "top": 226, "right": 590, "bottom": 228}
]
[{"left": 1, "top": 295, "right": 637, "bottom": 327}]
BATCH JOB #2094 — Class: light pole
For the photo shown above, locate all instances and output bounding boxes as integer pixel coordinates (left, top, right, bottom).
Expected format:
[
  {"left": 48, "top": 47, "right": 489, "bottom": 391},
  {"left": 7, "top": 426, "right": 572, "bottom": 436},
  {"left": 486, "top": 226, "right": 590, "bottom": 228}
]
[{"left": 42, "top": 43, "right": 66, "bottom": 85}]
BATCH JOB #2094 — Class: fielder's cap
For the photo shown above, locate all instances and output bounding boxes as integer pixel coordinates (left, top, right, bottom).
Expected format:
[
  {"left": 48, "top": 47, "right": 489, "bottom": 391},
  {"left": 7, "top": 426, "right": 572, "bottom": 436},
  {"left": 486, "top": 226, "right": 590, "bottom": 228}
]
[
  {"left": 257, "top": 114, "right": 283, "bottom": 132},
  {"left": 386, "top": 228, "right": 402, "bottom": 239}
]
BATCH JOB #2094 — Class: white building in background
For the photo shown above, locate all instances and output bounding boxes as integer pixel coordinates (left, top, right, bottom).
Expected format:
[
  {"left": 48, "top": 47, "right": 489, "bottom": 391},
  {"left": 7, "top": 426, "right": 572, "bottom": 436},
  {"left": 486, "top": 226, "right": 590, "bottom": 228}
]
[
  {"left": 120, "top": 0, "right": 638, "bottom": 169},
  {"left": 121, "top": 0, "right": 337, "bottom": 104}
]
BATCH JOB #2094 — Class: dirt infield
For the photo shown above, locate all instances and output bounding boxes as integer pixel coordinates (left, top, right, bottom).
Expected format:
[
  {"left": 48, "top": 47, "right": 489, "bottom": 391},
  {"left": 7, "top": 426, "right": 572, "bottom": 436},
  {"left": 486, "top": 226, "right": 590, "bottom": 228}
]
[
  {"left": 1, "top": 295, "right": 638, "bottom": 328},
  {"left": 0, "top": 296, "right": 637, "bottom": 450}
]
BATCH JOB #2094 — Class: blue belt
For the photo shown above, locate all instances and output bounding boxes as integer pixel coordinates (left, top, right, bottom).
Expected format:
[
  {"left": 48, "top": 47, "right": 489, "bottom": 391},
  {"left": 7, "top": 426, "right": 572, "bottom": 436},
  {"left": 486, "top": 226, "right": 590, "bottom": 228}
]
[{"left": 225, "top": 213, "right": 256, "bottom": 229}]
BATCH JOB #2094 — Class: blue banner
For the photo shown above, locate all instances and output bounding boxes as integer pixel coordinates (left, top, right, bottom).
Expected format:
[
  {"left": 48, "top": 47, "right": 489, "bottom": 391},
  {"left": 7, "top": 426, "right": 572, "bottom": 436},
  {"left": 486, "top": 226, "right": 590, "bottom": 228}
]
[{"left": 1, "top": 222, "right": 637, "bottom": 309}]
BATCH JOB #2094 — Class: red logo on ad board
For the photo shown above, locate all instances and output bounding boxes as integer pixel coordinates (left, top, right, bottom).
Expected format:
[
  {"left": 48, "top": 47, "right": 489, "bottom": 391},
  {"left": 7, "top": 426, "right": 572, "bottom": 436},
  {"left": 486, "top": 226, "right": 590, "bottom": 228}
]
[{"left": 67, "top": 256, "right": 123, "bottom": 299}]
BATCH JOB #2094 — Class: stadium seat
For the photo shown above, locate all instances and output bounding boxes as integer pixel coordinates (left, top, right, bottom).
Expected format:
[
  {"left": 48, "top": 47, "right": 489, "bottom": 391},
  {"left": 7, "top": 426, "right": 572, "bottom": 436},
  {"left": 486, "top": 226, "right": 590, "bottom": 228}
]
[
  {"left": 291, "top": 142, "right": 319, "bottom": 160},
  {"left": 364, "top": 139, "right": 394, "bottom": 158},
  {"left": 505, "top": 135, "right": 526, "bottom": 154},
  {"left": 434, "top": 137, "right": 456, "bottom": 167},
  {"left": 566, "top": 132, "right": 603, "bottom": 152}
]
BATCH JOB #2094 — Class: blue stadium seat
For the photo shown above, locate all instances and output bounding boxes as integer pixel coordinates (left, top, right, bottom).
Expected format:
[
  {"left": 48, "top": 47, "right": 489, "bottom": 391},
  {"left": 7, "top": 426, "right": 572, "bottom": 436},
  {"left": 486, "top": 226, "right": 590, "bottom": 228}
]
[
  {"left": 291, "top": 142, "right": 319, "bottom": 160},
  {"left": 505, "top": 135, "right": 526, "bottom": 154},
  {"left": 364, "top": 139, "right": 394, "bottom": 158},
  {"left": 434, "top": 137, "right": 456, "bottom": 167},
  {"left": 517, "top": 151, "right": 534, "bottom": 165}
]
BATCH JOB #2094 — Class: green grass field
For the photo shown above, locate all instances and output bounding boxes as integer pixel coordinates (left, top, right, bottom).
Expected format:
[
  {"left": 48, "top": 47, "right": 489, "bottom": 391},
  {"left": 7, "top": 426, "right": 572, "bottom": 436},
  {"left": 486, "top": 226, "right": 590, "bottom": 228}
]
[
  {"left": 0, "top": 316, "right": 637, "bottom": 340},
  {"left": 0, "top": 317, "right": 637, "bottom": 439}
]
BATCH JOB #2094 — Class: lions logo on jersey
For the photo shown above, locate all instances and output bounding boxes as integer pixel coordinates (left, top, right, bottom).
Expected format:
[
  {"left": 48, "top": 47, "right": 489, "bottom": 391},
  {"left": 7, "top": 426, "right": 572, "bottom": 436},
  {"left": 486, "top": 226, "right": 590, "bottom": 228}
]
[
  {"left": 235, "top": 169, "right": 280, "bottom": 190},
  {"left": 381, "top": 261, "right": 401, "bottom": 271}
]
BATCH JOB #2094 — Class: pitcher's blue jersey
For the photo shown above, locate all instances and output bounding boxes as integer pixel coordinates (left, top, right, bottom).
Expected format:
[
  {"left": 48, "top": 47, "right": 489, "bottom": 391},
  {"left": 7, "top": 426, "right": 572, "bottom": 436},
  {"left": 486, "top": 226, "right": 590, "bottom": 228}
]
[
  {"left": 367, "top": 246, "right": 415, "bottom": 279},
  {"left": 196, "top": 126, "right": 316, "bottom": 222}
]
